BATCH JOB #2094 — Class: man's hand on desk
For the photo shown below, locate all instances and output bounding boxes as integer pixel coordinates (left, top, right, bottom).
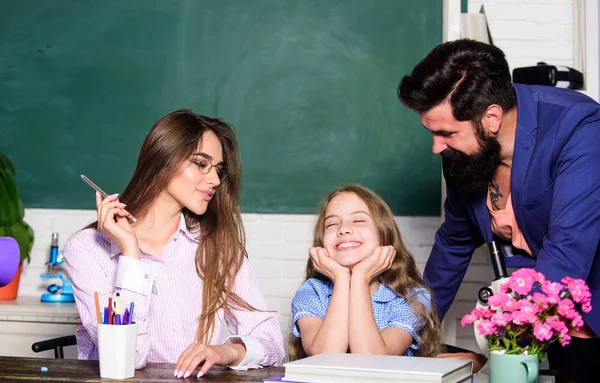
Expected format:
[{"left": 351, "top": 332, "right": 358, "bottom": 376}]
[{"left": 174, "top": 342, "right": 246, "bottom": 379}]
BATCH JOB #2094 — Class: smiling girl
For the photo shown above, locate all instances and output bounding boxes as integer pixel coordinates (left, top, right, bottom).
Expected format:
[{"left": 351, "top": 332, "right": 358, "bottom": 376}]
[
  {"left": 288, "top": 185, "right": 441, "bottom": 360},
  {"left": 63, "top": 110, "right": 284, "bottom": 378}
]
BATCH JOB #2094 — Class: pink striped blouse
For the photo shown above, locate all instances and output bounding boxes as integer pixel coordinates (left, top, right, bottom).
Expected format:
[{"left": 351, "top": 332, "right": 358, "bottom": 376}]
[{"left": 62, "top": 214, "right": 284, "bottom": 369}]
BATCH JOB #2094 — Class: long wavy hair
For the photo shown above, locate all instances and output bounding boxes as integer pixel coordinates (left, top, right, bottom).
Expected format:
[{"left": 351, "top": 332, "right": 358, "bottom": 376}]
[
  {"left": 88, "top": 109, "right": 254, "bottom": 343},
  {"left": 287, "top": 185, "right": 442, "bottom": 360}
]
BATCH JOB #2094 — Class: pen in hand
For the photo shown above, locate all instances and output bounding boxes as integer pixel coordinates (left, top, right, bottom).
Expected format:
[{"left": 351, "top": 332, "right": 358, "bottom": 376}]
[{"left": 80, "top": 175, "right": 137, "bottom": 222}]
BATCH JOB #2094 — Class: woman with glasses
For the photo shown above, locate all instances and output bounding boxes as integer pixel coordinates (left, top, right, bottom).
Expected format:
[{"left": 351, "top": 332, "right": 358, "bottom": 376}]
[{"left": 63, "top": 110, "right": 285, "bottom": 379}]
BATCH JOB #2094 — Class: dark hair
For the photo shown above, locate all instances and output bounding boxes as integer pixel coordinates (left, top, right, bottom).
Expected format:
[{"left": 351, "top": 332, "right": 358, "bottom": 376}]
[
  {"left": 287, "top": 185, "right": 442, "bottom": 361},
  {"left": 397, "top": 39, "right": 515, "bottom": 124}
]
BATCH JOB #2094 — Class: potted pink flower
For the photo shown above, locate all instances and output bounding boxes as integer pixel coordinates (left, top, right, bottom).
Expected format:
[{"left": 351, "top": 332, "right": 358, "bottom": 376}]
[{"left": 462, "top": 268, "right": 592, "bottom": 383}]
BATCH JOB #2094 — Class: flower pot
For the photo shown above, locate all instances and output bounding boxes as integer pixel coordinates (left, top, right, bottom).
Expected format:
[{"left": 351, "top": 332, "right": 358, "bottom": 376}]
[
  {"left": 0, "top": 264, "right": 22, "bottom": 300},
  {"left": 490, "top": 351, "right": 539, "bottom": 383}
]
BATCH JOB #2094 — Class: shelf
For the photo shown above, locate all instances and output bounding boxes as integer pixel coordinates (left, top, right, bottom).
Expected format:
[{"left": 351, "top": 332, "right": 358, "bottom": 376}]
[{"left": 0, "top": 296, "right": 80, "bottom": 324}]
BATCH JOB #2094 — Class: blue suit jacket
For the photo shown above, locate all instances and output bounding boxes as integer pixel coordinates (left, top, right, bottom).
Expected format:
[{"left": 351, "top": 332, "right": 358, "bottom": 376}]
[{"left": 423, "top": 84, "right": 600, "bottom": 336}]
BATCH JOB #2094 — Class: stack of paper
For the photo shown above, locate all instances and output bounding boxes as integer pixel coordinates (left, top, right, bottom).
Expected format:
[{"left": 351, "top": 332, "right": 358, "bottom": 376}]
[{"left": 265, "top": 353, "right": 473, "bottom": 383}]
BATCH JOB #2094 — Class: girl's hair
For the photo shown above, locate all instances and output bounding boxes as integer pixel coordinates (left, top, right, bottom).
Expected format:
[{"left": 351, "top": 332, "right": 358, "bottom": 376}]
[
  {"left": 89, "top": 109, "right": 253, "bottom": 343},
  {"left": 287, "top": 184, "right": 442, "bottom": 360}
]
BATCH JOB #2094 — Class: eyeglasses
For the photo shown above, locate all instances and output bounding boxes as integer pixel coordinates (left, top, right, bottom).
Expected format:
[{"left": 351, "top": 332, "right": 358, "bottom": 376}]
[{"left": 190, "top": 158, "right": 228, "bottom": 181}]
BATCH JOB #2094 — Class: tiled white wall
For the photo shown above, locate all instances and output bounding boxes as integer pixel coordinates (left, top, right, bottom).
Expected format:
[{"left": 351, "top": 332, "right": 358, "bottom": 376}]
[
  {"left": 19, "top": 208, "right": 439, "bottom": 341},
  {"left": 469, "top": 0, "right": 574, "bottom": 70}
]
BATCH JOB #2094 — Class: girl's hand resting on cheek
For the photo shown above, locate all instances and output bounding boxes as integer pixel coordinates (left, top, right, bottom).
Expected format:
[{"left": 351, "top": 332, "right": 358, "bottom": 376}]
[
  {"left": 351, "top": 245, "right": 395, "bottom": 283},
  {"left": 309, "top": 247, "right": 350, "bottom": 282}
]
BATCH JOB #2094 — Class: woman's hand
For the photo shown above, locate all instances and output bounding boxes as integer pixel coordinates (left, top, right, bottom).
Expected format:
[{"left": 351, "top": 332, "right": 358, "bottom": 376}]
[
  {"left": 310, "top": 247, "right": 350, "bottom": 282},
  {"left": 96, "top": 192, "right": 139, "bottom": 259},
  {"left": 174, "top": 343, "right": 246, "bottom": 378},
  {"left": 351, "top": 246, "right": 395, "bottom": 283}
]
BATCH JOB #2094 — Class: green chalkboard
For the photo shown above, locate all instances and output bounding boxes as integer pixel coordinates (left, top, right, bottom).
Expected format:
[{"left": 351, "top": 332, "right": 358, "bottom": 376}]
[{"left": 0, "top": 0, "right": 442, "bottom": 215}]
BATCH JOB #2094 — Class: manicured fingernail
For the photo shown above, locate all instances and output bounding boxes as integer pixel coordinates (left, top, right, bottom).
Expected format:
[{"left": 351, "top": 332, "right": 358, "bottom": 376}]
[
  {"left": 177, "top": 370, "right": 183, "bottom": 378},
  {"left": 183, "top": 370, "right": 191, "bottom": 378},
  {"left": 197, "top": 371, "right": 204, "bottom": 378},
  {"left": 173, "top": 370, "right": 178, "bottom": 377}
]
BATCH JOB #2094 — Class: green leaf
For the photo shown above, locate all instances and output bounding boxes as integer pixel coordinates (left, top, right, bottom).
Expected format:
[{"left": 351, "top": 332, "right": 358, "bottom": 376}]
[
  {"left": 4, "top": 171, "right": 19, "bottom": 201},
  {"left": 0, "top": 180, "right": 14, "bottom": 225},
  {"left": 26, "top": 223, "right": 34, "bottom": 253},
  {"left": 0, "top": 151, "right": 34, "bottom": 264},
  {"left": 537, "top": 351, "right": 546, "bottom": 361},
  {"left": 506, "top": 348, "right": 522, "bottom": 355},
  {"left": 0, "top": 165, "right": 20, "bottom": 223},
  {"left": 502, "top": 338, "right": 511, "bottom": 349},
  {"left": 10, "top": 221, "right": 33, "bottom": 264},
  {"left": 0, "top": 152, "right": 16, "bottom": 175},
  {"left": 3, "top": 224, "right": 12, "bottom": 238},
  {"left": 16, "top": 198, "right": 25, "bottom": 221}
]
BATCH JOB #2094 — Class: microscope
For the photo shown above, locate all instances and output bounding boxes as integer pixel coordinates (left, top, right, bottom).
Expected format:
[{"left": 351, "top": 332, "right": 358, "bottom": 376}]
[
  {"left": 474, "top": 240, "right": 511, "bottom": 355},
  {"left": 40, "top": 233, "right": 75, "bottom": 303}
]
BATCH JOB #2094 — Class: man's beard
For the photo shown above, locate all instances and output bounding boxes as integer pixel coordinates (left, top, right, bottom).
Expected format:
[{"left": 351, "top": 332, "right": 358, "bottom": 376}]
[{"left": 441, "top": 124, "right": 502, "bottom": 196}]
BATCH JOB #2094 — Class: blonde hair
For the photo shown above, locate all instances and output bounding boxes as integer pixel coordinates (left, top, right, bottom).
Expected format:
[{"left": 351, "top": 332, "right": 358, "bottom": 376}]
[
  {"left": 89, "top": 109, "right": 254, "bottom": 343},
  {"left": 287, "top": 185, "right": 442, "bottom": 360}
]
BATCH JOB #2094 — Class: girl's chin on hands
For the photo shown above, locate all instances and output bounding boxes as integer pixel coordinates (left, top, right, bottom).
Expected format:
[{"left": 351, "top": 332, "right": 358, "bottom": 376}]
[
  {"left": 351, "top": 246, "right": 394, "bottom": 282},
  {"left": 311, "top": 252, "right": 349, "bottom": 281}
]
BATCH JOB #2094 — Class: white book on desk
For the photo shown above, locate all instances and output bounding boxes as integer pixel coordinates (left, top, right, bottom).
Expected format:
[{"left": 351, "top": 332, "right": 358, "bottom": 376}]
[{"left": 282, "top": 353, "right": 473, "bottom": 383}]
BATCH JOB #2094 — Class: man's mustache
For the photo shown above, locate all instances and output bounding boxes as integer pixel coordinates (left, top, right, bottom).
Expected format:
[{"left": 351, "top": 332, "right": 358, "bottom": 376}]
[{"left": 441, "top": 148, "right": 470, "bottom": 163}]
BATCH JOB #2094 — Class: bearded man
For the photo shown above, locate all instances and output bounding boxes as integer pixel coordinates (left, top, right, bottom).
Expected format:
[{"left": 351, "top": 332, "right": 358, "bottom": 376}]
[{"left": 398, "top": 39, "right": 600, "bottom": 383}]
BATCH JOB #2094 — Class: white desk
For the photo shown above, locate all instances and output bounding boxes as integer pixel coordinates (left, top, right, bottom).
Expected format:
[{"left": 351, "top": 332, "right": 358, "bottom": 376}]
[{"left": 0, "top": 296, "right": 80, "bottom": 359}]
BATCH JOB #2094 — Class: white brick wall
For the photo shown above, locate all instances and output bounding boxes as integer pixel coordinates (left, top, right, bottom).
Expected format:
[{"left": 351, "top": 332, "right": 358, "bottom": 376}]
[
  {"left": 18, "top": 208, "right": 439, "bottom": 341},
  {"left": 470, "top": 0, "right": 575, "bottom": 70}
]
